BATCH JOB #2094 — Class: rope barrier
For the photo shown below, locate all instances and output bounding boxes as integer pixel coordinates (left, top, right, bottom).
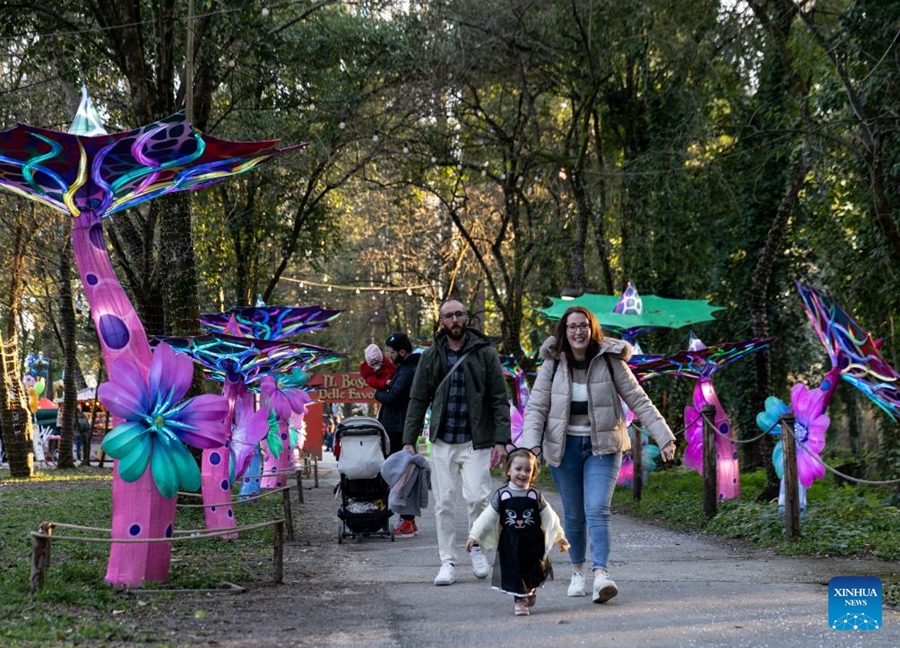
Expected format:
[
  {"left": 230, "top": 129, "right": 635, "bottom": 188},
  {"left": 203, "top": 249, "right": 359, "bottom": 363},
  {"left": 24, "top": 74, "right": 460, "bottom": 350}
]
[
  {"left": 701, "top": 413, "right": 778, "bottom": 445},
  {"left": 29, "top": 519, "right": 287, "bottom": 593},
  {"left": 30, "top": 519, "right": 285, "bottom": 544},
  {"left": 795, "top": 441, "right": 900, "bottom": 486},
  {"left": 693, "top": 413, "right": 900, "bottom": 486},
  {"left": 38, "top": 522, "right": 252, "bottom": 536},
  {"left": 175, "top": 486, "right": 292, "bottom": 509},
  {"left": 240, "top": 469, "right": 303, "bottom": 480},
  {"left": 668, "top": 415, "right": 698, "bottom": 438}
]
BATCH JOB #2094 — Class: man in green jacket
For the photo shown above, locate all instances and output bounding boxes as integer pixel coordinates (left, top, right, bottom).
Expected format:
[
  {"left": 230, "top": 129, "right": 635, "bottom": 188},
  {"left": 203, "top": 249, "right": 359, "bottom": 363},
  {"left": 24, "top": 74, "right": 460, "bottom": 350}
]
[{"left": 403, "top": 298, "right": 511, "bottom": 586}]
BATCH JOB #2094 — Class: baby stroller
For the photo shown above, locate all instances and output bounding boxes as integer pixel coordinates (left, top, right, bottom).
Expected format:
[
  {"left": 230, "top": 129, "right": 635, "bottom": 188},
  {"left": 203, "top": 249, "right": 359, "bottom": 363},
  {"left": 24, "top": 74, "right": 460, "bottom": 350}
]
[{"left": 334, "top": 416, "right": 394, "bottom": 543}]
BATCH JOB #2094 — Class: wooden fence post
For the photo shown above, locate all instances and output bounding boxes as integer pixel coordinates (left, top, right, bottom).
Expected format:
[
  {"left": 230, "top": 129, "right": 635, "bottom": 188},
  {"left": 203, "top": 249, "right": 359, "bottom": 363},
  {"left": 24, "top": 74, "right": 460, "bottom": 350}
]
[
  {"left": 30, "top": 522, "right": 52, "bottom": 594},
  {"left": 295, "top": 469, "right": 304, "bottom": 504},
  {"left": 781, "top": 414, "right": 801, "bottom": 541},
  {"left": 701, "top": 404, "right": 718, "bottom": 519},
  {"left": 273, "top": 521, "right": 284, "bottom": 584},
  {"left": 631, "top": 425, "right": 643, "bottom": 502},
  {"left": 281, "top": 488, "right": 295, "bottom": 542}
]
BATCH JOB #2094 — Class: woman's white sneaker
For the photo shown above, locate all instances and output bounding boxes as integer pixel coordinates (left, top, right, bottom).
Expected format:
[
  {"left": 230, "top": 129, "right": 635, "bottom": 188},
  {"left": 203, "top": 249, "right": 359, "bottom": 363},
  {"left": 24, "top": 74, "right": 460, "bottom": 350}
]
[
  {"left": 567, "top": 570, "right": 587, "bottom": 597},
  {"left": 592, "top": 569, "right": 618, "bottom": 603}
]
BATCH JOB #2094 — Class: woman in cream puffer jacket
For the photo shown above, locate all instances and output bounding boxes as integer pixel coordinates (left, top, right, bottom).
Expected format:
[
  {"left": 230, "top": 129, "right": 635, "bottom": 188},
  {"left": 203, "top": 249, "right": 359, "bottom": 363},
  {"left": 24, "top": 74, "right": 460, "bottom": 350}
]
[
  {"left": 521, "top": 306, "right": 675, "bottom": 605},
  {"left": 521, "top": 336, "right": 674, "bottom": 464}
]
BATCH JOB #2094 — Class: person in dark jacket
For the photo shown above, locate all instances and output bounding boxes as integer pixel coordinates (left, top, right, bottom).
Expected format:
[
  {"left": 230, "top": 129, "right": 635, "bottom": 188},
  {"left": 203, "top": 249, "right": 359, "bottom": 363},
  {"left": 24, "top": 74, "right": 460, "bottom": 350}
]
[
  {"left": 374, "top": 332, "right": 421, "bottom": 537},
  {"left": 403, "top": 299, "right": 511, "bottom": 586}
]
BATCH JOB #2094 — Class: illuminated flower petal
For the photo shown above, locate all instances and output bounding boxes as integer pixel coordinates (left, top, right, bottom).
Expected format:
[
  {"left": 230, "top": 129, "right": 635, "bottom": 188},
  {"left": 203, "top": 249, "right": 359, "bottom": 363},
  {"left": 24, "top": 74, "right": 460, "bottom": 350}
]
[
  {"left": 151, "top": 435, "right": 198, "bottom": 498},
  {"left": 683, "top": 405, "right": 703, "bottom": 471},
  {"left": 230, "top": 406, "right": 270, "bottom": 481},
  {"left": 149, "top": 342, "right": 193, "bottom": 413},
  {"left": 261, "top": 374, "right": 312, "bottom": 420},
  {"left": 115, "top": 434, "right": 153, "bottom": 482},
  {"left": 772, "top": 441, "right": 784, "bottom": 479},
  {"left": 797, "top": 450, "right": 826, "bottom": 488},
  {"left": 265, "top": 409, "right": 282, "bottom": 459},
  {"left": 791, "top": 383, "right": 826, "bottom": 422},
  {"left": 261, "top": 375, "right": 290, "bottom": 420},
  {"left": 99, "top": 359, "right": 149, "bottom": 420},
  {"left": 167, "top": 394, "right": 230, "bottom": 449},
  {"left": 284, "top": 388, "right": 312, "bottom": 416},
  {"left": 103, "top": 421, "right": 150, "bottom": 458},
  {"left": 169, "top": 439, "right": 202, "bottom": 493},
  {"left": 756, "top": 396, "right": 789, "bottom": 436}
]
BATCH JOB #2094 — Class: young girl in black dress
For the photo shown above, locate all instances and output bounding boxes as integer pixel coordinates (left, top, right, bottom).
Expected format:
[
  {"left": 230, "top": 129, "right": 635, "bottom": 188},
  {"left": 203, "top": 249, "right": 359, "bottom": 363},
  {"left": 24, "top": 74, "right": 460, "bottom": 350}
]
[{"left": 466, "top": 447, "right": 569, "bottom": 616}]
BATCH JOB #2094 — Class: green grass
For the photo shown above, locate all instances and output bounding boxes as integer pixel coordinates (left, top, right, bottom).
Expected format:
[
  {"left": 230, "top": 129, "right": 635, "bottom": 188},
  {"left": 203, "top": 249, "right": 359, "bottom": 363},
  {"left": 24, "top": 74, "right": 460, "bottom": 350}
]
[
  {"left": 612, "top": 467, "right": 900, "bottom": 606},
  {"left": 0, "top": 466, "right": 288, "bottom": 646}
]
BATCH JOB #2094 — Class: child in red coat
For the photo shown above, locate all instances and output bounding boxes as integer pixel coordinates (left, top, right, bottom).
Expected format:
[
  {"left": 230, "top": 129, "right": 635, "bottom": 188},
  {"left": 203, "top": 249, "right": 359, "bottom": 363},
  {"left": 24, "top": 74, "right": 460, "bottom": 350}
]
[{"left": 360, "top": 343, "right": 395, "bottom": 389}]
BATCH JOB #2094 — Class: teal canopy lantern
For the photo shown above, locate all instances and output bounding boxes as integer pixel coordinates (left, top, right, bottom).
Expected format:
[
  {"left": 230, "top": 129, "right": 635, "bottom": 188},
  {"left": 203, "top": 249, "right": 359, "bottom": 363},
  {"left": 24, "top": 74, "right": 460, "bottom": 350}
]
[{"left": 538, "top": 282, "right": 723, "bottom": 342}]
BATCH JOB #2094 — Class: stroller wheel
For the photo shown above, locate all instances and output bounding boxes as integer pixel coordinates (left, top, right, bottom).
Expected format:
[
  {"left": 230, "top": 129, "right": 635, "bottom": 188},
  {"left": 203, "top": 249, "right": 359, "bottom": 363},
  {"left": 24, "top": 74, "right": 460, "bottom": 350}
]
[
  {"left": 337, "top": 521, "right": 344, "bottom": 544},
  {"left": 390, "top": 526, "right": 395, "bottom": 542}
]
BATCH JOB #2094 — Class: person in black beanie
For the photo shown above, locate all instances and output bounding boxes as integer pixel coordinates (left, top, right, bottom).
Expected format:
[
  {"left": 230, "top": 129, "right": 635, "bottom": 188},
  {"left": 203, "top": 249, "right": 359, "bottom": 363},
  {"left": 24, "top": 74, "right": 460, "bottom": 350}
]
[{"left": 374, "top": 331, "right": 421, "bottom": 537}]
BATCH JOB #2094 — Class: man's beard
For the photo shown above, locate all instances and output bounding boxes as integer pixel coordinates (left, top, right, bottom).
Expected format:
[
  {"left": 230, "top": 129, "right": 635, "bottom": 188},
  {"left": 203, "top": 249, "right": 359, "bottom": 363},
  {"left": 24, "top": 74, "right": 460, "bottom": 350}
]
[{"left": 446, "top": 325, "right": 465, "bottom": 341}]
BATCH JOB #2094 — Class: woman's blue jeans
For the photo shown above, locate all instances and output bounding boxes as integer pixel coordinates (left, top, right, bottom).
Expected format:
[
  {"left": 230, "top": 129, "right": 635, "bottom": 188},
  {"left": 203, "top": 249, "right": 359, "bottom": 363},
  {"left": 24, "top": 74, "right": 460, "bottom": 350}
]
[{"left": 549, "top": 435, "right": 622, "bottom": 571}]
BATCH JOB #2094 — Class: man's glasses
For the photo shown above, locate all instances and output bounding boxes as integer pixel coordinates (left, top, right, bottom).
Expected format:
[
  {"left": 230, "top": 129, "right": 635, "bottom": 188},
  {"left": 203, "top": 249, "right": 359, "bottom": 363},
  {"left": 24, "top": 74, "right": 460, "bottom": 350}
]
[
  {"left": 566, "top": 323, "right": 590, "bottom": 332},
  {"left": 441, "top": 310, "right": 467, "bottom": 321}
]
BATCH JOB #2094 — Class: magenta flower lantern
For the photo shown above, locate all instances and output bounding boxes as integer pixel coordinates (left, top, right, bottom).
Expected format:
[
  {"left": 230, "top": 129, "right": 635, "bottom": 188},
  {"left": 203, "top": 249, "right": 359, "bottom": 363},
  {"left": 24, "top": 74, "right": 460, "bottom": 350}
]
[{"left": 99, "top": 343, "right": 229, "bottom": 498}]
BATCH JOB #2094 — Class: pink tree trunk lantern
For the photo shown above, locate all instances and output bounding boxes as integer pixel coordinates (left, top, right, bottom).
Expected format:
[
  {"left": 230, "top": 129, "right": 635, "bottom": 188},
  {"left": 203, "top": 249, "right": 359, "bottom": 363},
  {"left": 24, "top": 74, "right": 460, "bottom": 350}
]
[
  {"left": 73, "top": 211, "right": 168, "bottom": 583},
  {"left": 690, "top": 377, "right": 740, "bottom": 500},
  {"left": 201, "top": 379, "right": 246, "bottom": 539}
]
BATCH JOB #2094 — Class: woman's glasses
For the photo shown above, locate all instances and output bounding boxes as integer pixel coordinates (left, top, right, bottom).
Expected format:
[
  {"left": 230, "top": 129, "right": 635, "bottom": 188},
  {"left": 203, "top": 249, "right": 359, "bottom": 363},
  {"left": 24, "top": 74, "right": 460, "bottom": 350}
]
[{"left": 566, "top": 323, "right": 590, "bottom": 332}]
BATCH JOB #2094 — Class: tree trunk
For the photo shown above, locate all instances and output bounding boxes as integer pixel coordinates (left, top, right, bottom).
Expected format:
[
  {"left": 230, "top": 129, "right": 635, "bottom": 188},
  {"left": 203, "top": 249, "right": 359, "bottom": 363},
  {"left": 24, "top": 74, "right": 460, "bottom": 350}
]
[
  {"left": 0, "top": 331, "right": 34, "bottom": 477},
  {"left": 1, "top": 213, "right": 39, "bottom": 477},
  {"left": 157, "top": 193, "right": 201, "bottom": 336},
  {"left": 747, "top": 154, "right": 807, "bottom": 496},
  {"left": 56, "top": 237, "right": 78, "bottom": 469}
]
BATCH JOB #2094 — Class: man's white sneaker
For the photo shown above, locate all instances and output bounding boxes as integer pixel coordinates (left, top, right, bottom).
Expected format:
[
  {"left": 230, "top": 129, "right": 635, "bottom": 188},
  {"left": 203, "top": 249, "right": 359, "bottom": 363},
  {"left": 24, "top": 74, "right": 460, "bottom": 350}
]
[
  {"left": 470, "top": 545, "right": 490, "bottom": 578},
  {"left": 567, "top": 570, "right": 587, "bottom": 597},
  {"left": 434, "top": 562, "right": 456, "bottom": 586},
  {"left": 592, "top": 569, "right": 618, "bottom": 603}
]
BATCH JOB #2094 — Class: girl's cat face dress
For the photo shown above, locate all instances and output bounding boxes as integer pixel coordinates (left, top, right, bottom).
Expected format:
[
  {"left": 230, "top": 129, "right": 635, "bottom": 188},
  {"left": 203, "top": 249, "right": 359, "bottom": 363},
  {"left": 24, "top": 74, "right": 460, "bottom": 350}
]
[{"left": 493, "top": 487, "right": 552, "bottom": 595}]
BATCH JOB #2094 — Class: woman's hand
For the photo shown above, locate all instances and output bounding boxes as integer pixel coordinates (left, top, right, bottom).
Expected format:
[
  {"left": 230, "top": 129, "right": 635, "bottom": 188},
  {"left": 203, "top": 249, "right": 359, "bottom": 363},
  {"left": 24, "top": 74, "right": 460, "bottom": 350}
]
[
  {"left": 660, "top": 441, "right": 676, "bottom": 462},
  {"left": 465, "top": 538, "right": 475, "bottom": 552},
  {"left": 558, "top": 538, "right": 570, "bottom": 552}
]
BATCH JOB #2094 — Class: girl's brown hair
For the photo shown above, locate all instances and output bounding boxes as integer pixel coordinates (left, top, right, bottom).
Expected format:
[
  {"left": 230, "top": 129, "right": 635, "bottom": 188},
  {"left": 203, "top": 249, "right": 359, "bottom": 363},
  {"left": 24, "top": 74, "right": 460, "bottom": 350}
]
[
  {"left": 504, "top": 448, "right": 540, "bottom": 486},
  {"left": 552, "top": 305, "right": 605, "bottom": 366}
]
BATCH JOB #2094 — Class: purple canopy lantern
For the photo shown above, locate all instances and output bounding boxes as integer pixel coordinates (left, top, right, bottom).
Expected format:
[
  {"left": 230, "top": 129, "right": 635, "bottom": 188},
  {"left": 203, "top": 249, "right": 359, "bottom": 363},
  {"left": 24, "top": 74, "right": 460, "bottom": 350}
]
[
  {"left": 0, "top": 90, "right": 301, "bottom": 585},
  {"left": 633, "top": 334, "right": 772, "bottom": 500},
  {"left": 796, "top": 281, "right": 900, "bottom": 418},
  {"left": 200, "top": 305, "right": 341, "bottom": 489}
]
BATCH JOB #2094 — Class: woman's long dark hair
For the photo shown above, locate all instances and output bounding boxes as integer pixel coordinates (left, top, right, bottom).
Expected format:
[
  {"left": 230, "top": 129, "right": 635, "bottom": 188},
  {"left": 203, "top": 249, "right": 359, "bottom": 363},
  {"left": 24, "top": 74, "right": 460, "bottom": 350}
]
[{"left": 552, "top": 306, "right": 605, "bottom": 367}]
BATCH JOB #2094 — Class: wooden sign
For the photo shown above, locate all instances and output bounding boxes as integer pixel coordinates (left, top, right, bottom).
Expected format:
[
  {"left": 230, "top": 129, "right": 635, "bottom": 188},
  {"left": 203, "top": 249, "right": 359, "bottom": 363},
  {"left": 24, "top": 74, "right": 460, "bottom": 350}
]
[{"left": 306, "top": 372, "right": 377, "bottom": 403}]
